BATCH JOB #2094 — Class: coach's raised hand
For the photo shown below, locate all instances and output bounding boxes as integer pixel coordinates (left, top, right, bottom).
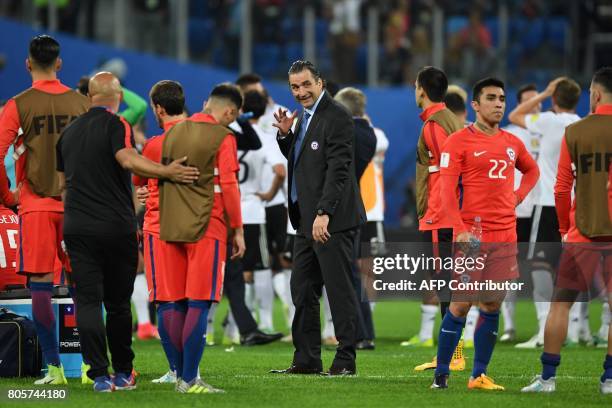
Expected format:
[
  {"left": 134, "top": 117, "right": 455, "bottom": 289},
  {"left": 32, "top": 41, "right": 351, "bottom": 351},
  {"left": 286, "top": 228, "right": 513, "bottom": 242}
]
[
  {"left": 272, "top": 108, "right": 297, "bottom": 136},
  {"left": 164, "top": 156, "right": 200, "bottom": 184}
]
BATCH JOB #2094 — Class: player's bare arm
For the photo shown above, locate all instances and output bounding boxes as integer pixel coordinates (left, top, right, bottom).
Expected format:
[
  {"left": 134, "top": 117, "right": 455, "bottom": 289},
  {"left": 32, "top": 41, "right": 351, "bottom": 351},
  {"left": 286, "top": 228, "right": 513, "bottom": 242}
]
[
  {"left": 256, "top": 164, "right": 286, "bottom": 201},
  {"left": 509, "top": 77, "right": 565, "bottom": 128},
  {"left": 115, "top": 148, "right": 200, "bottom": 183}
]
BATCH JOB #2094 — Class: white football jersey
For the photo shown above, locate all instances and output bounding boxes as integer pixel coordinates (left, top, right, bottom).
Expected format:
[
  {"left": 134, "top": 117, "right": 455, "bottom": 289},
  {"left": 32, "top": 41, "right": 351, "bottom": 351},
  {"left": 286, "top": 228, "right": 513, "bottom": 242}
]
[
  {"left": 256, "top": 119, "right": 288, "bottom": 208},
  {"left": 525, "top": 111, "right": 580, "bottom": 207},
  {"left": 504, "top": 123, "right": 541, "bottom": 218},
  {"left": 238, "top": 123, "right": 285, "bottom": 224},
  {"left": 360, "top": 127, "right": 389, "bottom": 222}
]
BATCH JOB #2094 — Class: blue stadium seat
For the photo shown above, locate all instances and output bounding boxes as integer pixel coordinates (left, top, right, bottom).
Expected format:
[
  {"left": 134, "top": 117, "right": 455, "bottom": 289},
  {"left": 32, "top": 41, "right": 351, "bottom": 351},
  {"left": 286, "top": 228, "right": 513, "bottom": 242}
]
[
  {"left": 315, "top": 19, "right": 329, "bottom": 46},
  {"left": 282, "top": 17, "right": 302, "bottom": 42},
  {"left": 520, "top": 18, "right": 545, "bottom": 52},
  {"left": 284, "top": 42, "right": 303, "bottom": 65},
  {"left": 446, "top": 15, "right": 468, "bottom": 37},
  {"left": 484, "top": 17, "right": 499, "bottom": 47},
  {"left": 547, "top": 17, "right": 568, "bottom": 52},
  {"left": 253, "top": 43, "right": 281, "bottom": 78},
  {"left": 188, "top": 18, "right": 215, "bottom": 54}
]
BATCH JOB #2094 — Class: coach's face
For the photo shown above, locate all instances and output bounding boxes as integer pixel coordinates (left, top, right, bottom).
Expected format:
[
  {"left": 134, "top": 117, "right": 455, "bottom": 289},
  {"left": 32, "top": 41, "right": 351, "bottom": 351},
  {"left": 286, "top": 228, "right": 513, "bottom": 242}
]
[
  {"left": 472, "top": 86, "right": 505, "bottom": 125},
  {"left": 289, "top": 70, "right": 323, "bottom": 109}
]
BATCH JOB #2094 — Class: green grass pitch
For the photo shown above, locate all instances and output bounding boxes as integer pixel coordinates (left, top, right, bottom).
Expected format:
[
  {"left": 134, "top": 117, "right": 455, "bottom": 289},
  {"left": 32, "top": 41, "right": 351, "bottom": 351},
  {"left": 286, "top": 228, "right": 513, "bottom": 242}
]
[{"left": 1, "top": 300, "right": 609, "bottom": 407}]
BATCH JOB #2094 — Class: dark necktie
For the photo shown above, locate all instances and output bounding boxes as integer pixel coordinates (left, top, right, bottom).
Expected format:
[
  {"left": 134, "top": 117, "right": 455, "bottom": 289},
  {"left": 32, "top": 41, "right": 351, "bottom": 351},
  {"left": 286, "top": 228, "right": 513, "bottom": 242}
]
[{"left": 291, "top": 110, "right": 311, "bottom": 203}]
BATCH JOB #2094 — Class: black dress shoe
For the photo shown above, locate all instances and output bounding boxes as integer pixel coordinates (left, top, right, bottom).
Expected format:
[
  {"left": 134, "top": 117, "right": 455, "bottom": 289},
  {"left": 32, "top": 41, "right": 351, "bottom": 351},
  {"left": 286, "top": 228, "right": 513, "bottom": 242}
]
[
  {"left": 356, "top": 340, "right": 375, "bottom": 350},
  {"left": 327, "top": 366, "right": 356, "bottom": 376},
  {"left": 269, "top": 365, "right": 323, "bottom": 374},
  {"left": 240, "top": 329, "right": 283, "bottom": 346}
]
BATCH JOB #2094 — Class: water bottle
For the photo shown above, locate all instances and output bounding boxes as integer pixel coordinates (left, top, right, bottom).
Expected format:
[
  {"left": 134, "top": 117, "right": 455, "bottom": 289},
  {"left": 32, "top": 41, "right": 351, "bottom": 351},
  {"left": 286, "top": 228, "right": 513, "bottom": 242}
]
[{"left": 468, "top": 216, "right": 482, "bottom": 255}]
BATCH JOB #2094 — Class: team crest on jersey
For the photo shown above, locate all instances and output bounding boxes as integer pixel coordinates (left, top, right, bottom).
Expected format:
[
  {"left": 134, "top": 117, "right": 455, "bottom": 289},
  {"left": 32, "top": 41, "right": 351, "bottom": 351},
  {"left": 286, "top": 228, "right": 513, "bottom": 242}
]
[
  {"left": 311, "top": 141, "right": 319, "bottom": 150},
  {"left": 506, "top": 147, "right": 516, "bottom": 161}
]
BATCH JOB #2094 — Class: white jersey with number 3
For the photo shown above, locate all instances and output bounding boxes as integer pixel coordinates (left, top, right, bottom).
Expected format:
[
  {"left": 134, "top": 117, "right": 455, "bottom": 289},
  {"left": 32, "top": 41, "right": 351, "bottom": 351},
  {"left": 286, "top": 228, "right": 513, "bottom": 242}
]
[{"left": 238, "top": 123, "right": 285, "bottom": 224}]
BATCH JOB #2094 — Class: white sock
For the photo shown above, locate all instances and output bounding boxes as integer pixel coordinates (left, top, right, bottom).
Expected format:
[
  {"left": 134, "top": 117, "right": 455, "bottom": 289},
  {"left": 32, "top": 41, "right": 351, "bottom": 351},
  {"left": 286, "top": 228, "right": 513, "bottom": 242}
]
[
  {"left": 418, "top": 304, "right": 438, "bottom": 342},
  {"left": 599, "top": 302, "right": 610, "bottom": 339},
  {"left": 131, "top": 274, "right": 150, "bottom": 325},
  {"left": 245, "top": 282, "right": 256, "bottom": 319},
  {"left": 273, "top": 270, "right": 295, "bottom": 326},
  {"left": 579, "top": 300, "right": 591, "bottom": 340},
  {"left": 532, "top": 269, "right": 553, "bottom": 302},
  {"left": 463, "top": 306, "right": 479, "bottom": 341},
  {"left": 322, "top": 288, "right": 335, "bottom": 338},
  {"left": 501, "top": 299, "right": 515, "bottom": 332},
  {"left": 207, "top": 303, "right": 217, "bottom": 336},
  {"left": 254, "top": 269, "right": 274, "bottom": 331},
  {"left": 568, "top": 302, "right": 581, "bottom": 342},
  {"left": 370, "top": 302, "right": 376, "bottom": 313},
  {"left": 535, "top": 301, "right": 550, "bottom": 339},
  {"left": 225, "top": 311, "right": 239, "bottom": 341}
]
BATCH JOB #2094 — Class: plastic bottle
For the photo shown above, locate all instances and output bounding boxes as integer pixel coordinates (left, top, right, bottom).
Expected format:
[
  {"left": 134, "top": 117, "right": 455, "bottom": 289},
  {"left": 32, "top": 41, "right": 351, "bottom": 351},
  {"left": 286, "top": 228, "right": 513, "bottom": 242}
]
[{"left": 469, "top": 216, "right": 482, "bottom": 253}]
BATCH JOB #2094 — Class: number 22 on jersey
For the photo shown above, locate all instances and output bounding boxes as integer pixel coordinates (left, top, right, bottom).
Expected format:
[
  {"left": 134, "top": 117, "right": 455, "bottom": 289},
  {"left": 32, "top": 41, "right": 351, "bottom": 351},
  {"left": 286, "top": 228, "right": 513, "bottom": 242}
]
[{"left": 488, "top": 159, "right": 508, "bottom": 179}]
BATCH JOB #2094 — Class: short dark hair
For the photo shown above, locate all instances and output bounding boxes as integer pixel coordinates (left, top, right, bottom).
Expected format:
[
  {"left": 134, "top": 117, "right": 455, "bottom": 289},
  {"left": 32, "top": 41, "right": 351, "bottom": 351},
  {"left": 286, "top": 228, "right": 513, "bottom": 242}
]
[
  {"left": 236, "top": 73, "right": 262, "bottom": 89},
  {"left": 325, "top": 79, "right": 340, "bottom": 97},
  {"left": 288, "top": 60, "right": 322, "bottom": 81},
  {"left": 29, "top": 35, "right": 60, "bottom": 69},
  {"left": 553, "top": 78, "right": 581, "bottom": 110},
  {"left": 593, "top": 67, "right": 612, "bottom": 94},
  {"left": 472, "top": 77, "right": 505, "bottom": 102},
  {"left": 209, "top": 82, "right": 243, "bottom": 110},
  {"left": 242, "top": 90, "right": 268, "bottom": 120},
  {"left": 150, "top": 80, "right": 185, "bottom": 116},
  {"left": 416, "top": 66, "right": 448, "bottom": 102},
  {"left": 444, "top": 92, "right": 466, "bottom": 114},
  {"left": 516, "top": 83, "right": 537, "bottom": 103},
  {"left": 76, "top": 76, "right": 89, "bottom": 96}
]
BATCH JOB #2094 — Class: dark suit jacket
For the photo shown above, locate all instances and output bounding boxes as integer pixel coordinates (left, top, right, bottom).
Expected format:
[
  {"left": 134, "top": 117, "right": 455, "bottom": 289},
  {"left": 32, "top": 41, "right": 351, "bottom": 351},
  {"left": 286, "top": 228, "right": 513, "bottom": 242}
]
[
  {"left": 353, "top": 117, "right": 377, "bottom": 181},
  {"left": 277, "top": 91, "right": 366, "bottom": 235}
]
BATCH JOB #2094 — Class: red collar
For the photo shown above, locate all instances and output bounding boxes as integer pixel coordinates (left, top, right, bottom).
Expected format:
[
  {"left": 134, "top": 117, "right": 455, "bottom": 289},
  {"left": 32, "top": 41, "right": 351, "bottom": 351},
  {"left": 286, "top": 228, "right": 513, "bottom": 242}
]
[
  {"left": 163, "top": 118, "right": 183, "bottom": 131},
  {"left": 594, "top": 104, "right": 612, "bottom": 115},
  {"left": 420, "top": 102, "right": 446, "bottom": 121},
  {"left": 189, "top": 112, "right": 218, "bottom": 124},
  {"left": 32, "top": 79, "right": 70, "bottom": 94}
]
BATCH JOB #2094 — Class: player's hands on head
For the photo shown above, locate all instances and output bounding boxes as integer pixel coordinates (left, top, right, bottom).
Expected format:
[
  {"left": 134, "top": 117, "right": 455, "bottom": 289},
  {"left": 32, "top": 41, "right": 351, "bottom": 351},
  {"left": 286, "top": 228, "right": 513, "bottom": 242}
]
[
  {"left": 231, "top": 227, "right": 246, "bottom": 260},
  {"left": 544, "top": 77, "right": 567, "bottom": 97},
  {"left": 312, "top": 214, "right": 330, "bottom": 243},
  {"left": 166, "top": 156, "right": 200, "bottom": 183},
  {"left": 272, "top": 108, "right": 298, "bottom": 136},
  {"left": 136, "top": 186, "right": 149, "bottom": 205}
]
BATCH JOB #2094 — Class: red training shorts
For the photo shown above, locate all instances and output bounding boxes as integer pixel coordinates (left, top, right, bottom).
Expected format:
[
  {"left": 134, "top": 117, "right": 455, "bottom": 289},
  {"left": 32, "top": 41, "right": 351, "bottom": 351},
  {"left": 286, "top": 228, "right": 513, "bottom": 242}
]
[
  {"left": 453, "top": 228, "right": 519, "bottom": 285},
  {"left": 17, "top": 211, "right": 70, "bottom": 276},
  {"left": 555, "top": 243, "right": 612, "bottom": 293},
  {"left": 157, "top": 237, "right": 226, "bottom": 302}
]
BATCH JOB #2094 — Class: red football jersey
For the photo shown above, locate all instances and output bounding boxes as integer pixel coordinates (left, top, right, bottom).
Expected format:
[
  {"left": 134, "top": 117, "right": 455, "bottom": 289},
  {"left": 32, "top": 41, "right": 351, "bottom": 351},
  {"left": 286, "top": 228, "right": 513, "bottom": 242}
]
[
  {"left": 0, "top": 206, "right": 22, "bottom": 290},
  {"left": 136, "top": 114, "right": 242, "bottom": 243},
  {"left": 440, "top": 125, "right": 538, "bottom": 232},
  {"left": 133, "top": 119, "right": 183, "bottom": 237}
]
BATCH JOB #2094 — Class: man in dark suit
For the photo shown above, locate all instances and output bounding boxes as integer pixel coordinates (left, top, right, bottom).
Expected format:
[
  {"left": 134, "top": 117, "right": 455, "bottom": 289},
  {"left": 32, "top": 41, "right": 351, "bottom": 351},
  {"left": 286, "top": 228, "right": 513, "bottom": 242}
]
[
  {"left": 271, "top": 60, "right": 366, "bottom": 376},
  {"left": 334, "top": 87, "right": 377, "bottom": 350}
]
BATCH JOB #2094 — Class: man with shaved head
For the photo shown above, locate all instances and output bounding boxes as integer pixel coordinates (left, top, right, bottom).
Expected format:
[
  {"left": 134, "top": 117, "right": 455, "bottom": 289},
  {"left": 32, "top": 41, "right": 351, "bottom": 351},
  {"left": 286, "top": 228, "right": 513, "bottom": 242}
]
[
  {"left": 0, "top": 35, "right": 89, "bottom": 386},
  {"left": 57, "top": 71, "right": 199, "bottom": 392}
]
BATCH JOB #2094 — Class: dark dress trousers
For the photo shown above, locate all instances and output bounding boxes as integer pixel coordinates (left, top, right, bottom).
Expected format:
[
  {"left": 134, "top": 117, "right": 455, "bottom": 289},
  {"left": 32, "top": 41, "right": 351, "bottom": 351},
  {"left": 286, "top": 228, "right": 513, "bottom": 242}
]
[{"left": 277, "top": 91, "right": 366, "bottom": 371}]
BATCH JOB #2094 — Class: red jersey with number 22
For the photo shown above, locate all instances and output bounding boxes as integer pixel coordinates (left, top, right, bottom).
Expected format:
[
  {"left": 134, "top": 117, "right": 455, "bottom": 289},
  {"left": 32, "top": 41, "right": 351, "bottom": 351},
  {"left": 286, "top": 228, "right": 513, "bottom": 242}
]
[{"left": 440, "top": 125, "right": 538, "bottom": 232}]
